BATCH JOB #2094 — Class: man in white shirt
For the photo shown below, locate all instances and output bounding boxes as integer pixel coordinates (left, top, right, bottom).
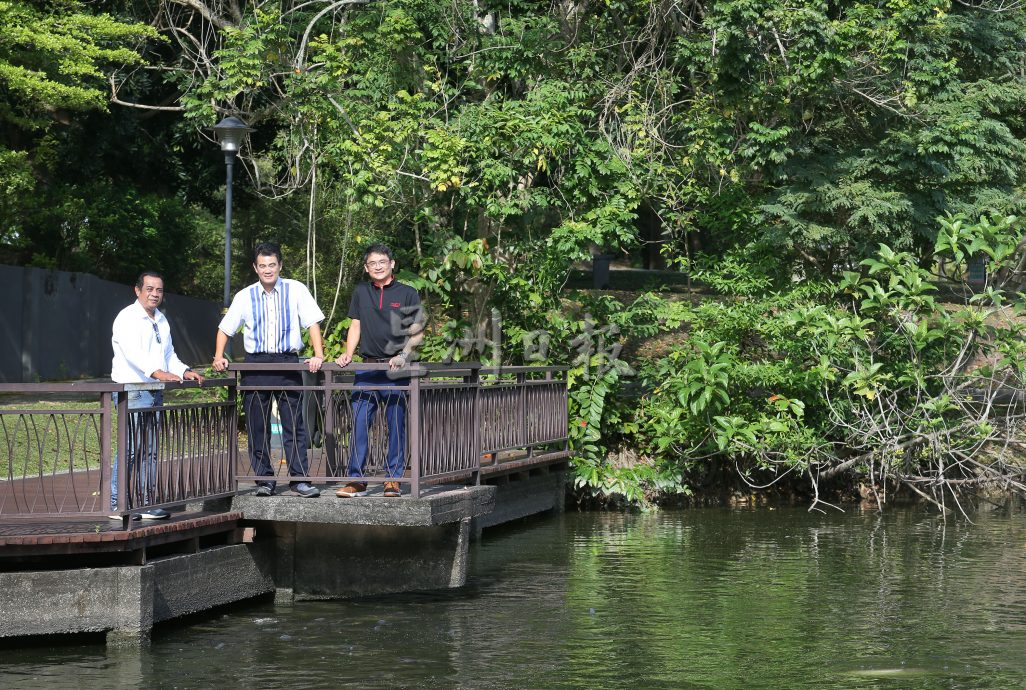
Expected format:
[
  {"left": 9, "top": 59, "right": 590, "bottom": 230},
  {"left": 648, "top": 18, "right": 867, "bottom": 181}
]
[
  {"left": 111, "top": 271, "right": 204, "bottom": 519},
  {"left": 213, "top": 242, "right": 325, "bottom": 498}
]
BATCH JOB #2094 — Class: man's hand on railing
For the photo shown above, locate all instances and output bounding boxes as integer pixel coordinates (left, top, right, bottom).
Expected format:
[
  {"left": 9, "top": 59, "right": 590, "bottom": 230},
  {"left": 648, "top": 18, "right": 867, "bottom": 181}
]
[
  {"left": 212, "top": 356, "right": 230, "bottom": 372},
  {"left": 152, "top": 370, "right": 184, "bottom": 383},
  {"left": 184, "top": 369, "right": 205, "bottom": 385},
  {"left": 335, "top": 353, "right": 353, "bottom": 367},
  {"left": 305, "top": 356, "right": 324, "bottom": 373}
]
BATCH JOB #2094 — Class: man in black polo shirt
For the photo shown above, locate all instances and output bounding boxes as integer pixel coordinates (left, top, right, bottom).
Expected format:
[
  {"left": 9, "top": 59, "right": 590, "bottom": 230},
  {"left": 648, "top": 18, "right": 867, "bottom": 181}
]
[{"left": 335, "top": 243, "right": 424, "bottom": 497}]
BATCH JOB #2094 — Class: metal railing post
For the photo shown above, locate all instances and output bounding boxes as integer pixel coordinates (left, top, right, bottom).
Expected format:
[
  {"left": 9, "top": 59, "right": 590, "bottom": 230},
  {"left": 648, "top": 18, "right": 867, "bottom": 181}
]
[
  {"left": 115, "top": 386, "right": 131, "bottom": 527},
  {"left": 229, "top": 374, "right": 239, "bottom": 491},
  {"left": 561, "top": 371, "right": 569, "bottom": 451},
  {"left": 471, "top": 367, "right": 482, "bottom": 485},
  {"left": 323, "top": 368, "right": 338, "bottom": 480},
  {"left": 518, "top": 371, "right": 531, "bottom": 458},
  {"left": 410, "top": 369, "right": 421, "bottom": 498},
  {"left": 100, "top": 391, "right": 113, "bottom": 515}
]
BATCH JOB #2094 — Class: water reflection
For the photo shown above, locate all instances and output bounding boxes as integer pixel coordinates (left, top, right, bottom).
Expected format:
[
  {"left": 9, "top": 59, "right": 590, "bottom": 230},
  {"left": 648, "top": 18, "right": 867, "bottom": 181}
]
[{"left": 2, "top": 505, "right": 1026, "bottom": 688}]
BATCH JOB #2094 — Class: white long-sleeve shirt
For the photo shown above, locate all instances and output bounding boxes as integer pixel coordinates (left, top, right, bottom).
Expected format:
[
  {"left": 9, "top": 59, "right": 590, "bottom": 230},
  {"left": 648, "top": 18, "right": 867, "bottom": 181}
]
[{"left": 111, "top": 300, "right": 190, "bottom": 383}]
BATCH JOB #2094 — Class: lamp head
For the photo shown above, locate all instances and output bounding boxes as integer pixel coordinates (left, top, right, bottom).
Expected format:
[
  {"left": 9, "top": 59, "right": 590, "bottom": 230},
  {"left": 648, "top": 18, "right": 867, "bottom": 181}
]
[{"left": 212, "top": 116, "right": 254, "bottom": 154}]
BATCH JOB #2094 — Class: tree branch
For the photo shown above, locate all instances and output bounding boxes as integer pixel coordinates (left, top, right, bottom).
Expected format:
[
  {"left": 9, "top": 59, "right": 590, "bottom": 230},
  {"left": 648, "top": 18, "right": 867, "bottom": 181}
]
[
  {"left": 109, "top": 76, "right": 186, "bottom": 111},
  {"left": 166, "top": 0, "right": 232, "bottom": 30}
]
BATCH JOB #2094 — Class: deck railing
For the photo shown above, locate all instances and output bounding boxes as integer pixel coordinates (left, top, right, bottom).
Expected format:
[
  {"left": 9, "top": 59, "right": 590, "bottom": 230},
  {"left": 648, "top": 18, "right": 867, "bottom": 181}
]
[
  {"left": 115, "top": 382, "right": 237, "bottom": 518},
  {"left": 0, "top": 363, "right": 569, "bottom": 521},
  {"left": 0, "top": 380, "right": 237, "bottom": 524},
  {"left": 478, "top": 366, "right": 570, "bottom": 472},
  {"left": 231, "top": 362, "right": 570, "bottom": 497}
]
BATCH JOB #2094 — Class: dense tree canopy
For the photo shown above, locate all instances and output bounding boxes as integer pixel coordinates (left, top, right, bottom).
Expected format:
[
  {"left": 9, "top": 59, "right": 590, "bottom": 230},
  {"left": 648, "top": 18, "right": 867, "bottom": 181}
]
[
  {"left": 112, "top": 0, "right": 1026, "bottom": 286},
  {"left": 0, "top": 0, "right": 224, "bottom": 292},
  {"left": 7, "top": 0, "right": 1026, "bottom": 290}
]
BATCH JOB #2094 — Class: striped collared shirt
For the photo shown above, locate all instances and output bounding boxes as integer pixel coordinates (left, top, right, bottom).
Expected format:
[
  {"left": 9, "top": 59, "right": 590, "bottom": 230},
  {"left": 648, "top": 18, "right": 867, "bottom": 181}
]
[{"left": 219, "top": 279, "right": 324, "bottom": 354}]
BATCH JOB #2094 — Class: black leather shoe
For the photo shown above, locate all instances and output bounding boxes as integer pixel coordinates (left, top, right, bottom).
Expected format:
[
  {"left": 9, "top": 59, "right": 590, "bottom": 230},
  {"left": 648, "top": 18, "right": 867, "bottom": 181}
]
[{"left": 292, "top": 482, "right": 320, "bottom": 498}]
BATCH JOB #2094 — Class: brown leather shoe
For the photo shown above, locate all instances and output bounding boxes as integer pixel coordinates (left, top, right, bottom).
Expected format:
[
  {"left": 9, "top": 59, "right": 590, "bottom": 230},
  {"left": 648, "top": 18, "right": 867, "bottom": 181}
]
[
  {"left": 383, "top": 481, "right": 402, "bottom": 497},
  {"left": 335, "top": 482, "right": 368, "bottom": 498}
]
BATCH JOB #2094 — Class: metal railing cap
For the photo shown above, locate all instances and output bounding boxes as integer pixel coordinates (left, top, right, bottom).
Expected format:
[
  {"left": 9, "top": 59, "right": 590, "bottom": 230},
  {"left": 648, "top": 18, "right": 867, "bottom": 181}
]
[{"left": 124, "top": 382, "right": 165, "bottom": 391}]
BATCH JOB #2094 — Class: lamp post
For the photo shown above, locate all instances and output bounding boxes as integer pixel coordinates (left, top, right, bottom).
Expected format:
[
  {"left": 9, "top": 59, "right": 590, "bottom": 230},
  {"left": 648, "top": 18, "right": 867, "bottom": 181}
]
[{"left": 212, "top": 116, "right": 254, "bottom": 310}]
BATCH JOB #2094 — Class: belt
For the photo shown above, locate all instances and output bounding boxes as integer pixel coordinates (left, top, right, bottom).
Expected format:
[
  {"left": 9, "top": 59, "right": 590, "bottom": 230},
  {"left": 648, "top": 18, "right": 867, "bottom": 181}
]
[
  {"left": 364, "top": 357, "right": 393, "bottom": 363},
  {"left": 248, "top": 351, "right": 299, "bottom": 357}
]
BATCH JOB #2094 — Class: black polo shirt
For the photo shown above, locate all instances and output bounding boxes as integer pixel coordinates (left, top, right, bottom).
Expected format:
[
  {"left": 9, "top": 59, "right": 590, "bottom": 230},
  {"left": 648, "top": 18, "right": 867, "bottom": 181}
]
[{"left": 347, "top": 279, "right": 423, "bottom": 359}]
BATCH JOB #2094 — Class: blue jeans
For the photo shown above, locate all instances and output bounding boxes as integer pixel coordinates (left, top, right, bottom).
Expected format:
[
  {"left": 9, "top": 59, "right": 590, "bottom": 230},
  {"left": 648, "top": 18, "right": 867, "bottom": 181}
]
[
  {"left": 347, "top": 371, "right": 408, "bottom": 479},
  {"left": 111, "top": 389, "right": 162, "bottom": 511}
]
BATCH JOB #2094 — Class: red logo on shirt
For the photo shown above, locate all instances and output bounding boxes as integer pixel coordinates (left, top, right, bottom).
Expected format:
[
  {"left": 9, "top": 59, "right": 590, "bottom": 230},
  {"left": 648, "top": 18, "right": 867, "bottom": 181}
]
[{"left": 390, "top": 302, "right": 401, "bottom": 308}]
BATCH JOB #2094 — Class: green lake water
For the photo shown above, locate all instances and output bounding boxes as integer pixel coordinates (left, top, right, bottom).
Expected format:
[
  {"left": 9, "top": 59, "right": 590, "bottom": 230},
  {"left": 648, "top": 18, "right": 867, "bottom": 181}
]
[{"left": 2, "top": 505, "right": 1026, "bottom": 689}]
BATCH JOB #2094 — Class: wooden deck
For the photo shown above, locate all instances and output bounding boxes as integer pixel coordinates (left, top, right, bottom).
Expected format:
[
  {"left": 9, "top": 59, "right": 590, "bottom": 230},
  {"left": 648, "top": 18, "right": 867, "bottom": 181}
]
[{"left": 0, "top": 511, "right": 244, "bottom": 565}]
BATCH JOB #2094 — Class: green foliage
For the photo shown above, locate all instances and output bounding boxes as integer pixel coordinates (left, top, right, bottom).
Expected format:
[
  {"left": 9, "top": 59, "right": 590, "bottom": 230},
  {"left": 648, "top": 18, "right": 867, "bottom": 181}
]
[
  {"left": 130, "top": 0, "right": 1026, "bottom": 304},
  {"left": 622, "top": 215, "right": 1026, "bottom": 510},
  {"left": 0, "top": 0, "right": 223, "bottom": 292},
  {"left": 0, "top": 148, "right": 33, "bottom": 243},
  {"left": 0, "top": 0, "right": 157, "bottom": 128},
  {"left": 664, "top": 0, "right": 1026, "bottom": 272}
]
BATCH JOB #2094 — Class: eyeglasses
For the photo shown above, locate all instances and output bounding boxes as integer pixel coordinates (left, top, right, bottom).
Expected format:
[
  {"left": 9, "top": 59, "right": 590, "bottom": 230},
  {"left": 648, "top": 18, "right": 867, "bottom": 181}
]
[
  {"left": 152, "top": 322, "right": 162, "bottom": 344},
  {"left": 365, "top": 260, "right": 390, "bottom": 269}
]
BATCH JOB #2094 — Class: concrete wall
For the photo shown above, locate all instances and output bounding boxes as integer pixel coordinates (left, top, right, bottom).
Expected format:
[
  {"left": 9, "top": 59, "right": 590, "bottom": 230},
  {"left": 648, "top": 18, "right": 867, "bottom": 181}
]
[
  {"left": 0, "top": 264, "right": 221, "bottom": 383},
  {"left": 474, "top": 470, "right": 566, "bottom": 533},
  {"left": 284, "top": 521, "right": 471, "bottom": 600},
  {"left": 151, "top": 542, "right": 275, "bottom": 623},
  {"left": 0, "top": 565, "right": 144, "bottom": 637}
]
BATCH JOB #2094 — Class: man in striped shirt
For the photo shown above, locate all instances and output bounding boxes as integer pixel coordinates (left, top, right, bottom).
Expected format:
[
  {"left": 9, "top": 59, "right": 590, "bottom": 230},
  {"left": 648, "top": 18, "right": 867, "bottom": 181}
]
[{"left": 212, "top": 242, "right": 325, "bottom": 497}]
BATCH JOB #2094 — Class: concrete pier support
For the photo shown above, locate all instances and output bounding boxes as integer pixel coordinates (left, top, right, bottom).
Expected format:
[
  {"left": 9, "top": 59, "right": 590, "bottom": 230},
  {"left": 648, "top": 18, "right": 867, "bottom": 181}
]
[
  {"left": 0, "top": 543, "right": 274, "bottom": 646},
  {"left": 278, "top": 517, "right": 472, "bottom": 598},
  {"left": 272, "top": 522, "right": 297, "bottom": 605},
  {"left": 105, "top": 566, "right": 154, "bottom": 648},
  {"left": 234, "top": 485, "right": 494, "bottom": 600}
]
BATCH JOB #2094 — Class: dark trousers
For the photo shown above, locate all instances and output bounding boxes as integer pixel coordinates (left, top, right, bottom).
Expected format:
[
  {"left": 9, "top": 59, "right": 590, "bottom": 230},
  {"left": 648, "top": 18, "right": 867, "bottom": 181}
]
[{"left": 242, "top": 353, "right": 308, "bottom": 487}]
